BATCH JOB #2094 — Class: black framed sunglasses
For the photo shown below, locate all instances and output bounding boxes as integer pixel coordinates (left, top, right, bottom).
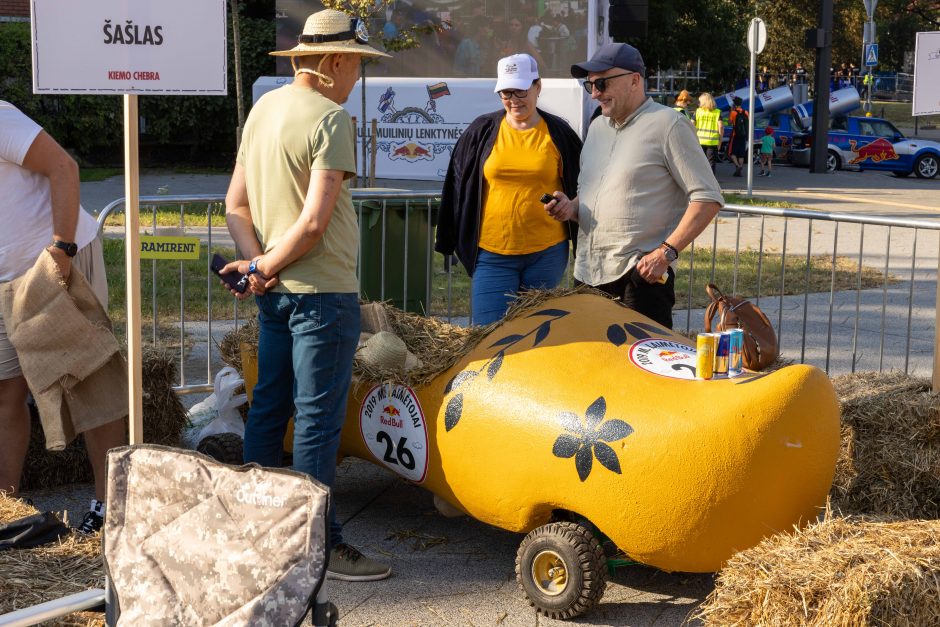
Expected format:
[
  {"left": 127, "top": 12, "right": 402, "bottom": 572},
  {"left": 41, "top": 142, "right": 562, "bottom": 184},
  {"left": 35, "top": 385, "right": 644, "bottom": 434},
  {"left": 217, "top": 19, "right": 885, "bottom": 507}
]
[
  {"left": 582, "top": 72, "right": 635, "bottom": 94},
  {"left": 498, "top": 89, "right": 529, "bottom": 100}
]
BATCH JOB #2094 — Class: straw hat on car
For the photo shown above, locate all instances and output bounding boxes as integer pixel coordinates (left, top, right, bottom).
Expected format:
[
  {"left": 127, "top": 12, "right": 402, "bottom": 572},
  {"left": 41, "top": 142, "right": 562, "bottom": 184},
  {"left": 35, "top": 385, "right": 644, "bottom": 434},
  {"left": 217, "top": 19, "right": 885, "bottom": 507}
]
[
  {"left": 270, "top": 9, "right": 390, "bottom": 59},
  {"left": 357, "top": 331, "right": 421, "bottom": 372}
]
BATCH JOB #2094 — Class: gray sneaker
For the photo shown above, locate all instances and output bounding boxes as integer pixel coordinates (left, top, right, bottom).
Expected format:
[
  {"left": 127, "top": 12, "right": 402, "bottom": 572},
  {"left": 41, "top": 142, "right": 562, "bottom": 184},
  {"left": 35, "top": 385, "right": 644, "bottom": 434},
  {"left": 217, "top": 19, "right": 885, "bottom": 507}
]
[{"left": 327, "top": 543, "right": 391, "bottom": 582}]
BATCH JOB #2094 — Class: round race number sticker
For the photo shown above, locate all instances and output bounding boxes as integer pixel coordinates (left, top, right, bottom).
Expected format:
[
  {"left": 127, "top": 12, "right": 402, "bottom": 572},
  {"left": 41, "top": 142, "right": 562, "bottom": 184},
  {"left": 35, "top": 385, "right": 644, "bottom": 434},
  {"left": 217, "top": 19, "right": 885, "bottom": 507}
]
[
  {"left": 628, "top": 338, "right": 698, "bottom": 379},
  {"left": 359, "top": 384, "right": 429, "bottom": 483}
]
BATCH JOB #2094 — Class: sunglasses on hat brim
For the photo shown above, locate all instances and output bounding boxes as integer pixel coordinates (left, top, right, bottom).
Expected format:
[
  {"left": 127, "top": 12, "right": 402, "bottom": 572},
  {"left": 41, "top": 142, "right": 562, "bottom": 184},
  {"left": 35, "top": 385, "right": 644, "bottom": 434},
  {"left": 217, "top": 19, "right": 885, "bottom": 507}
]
[{"left": 298, "top": 18, "right": 370, "bottom": 46}]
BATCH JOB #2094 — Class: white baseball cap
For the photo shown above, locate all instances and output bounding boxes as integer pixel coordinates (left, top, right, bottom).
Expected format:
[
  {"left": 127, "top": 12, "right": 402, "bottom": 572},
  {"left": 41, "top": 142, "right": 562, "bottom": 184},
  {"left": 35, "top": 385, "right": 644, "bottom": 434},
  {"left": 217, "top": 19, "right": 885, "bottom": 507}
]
[{"left": 494, "top": 54, "right": 539, "bottom": 93}]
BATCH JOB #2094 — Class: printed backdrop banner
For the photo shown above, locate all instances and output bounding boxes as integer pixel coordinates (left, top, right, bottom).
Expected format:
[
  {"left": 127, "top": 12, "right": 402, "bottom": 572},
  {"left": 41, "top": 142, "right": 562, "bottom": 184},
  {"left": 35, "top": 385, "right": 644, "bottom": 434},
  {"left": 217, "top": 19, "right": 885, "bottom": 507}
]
[
  {"left": 31, "top": 0, "right": 227, "bottom": 94},
  {"left": 912, "top": 31, "right": 940, "bottom": 116},
  {"left": 253, "top": 77, "right": 587, "bottom": 181}
]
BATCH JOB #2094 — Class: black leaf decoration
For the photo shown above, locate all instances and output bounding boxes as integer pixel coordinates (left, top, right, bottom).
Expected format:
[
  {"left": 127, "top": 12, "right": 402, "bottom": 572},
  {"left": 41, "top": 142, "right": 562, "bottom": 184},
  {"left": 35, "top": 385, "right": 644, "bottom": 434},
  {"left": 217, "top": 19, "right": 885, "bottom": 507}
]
[
  {"left": 489, "top": 334, "right": 525, "bottom": 348},
  {"left": 486, "top": 351, "right": 504, "bottom": 380},
  {"left": 558, "top": 411, "right": 583, "bottom": 435},
  {"left": 527, "top": 308, "right": 570, "bottom": 318},
  {"left": 584, "top": 396, "right": 606, "bottom": 430},
  {"left": 575, "top": 446, "right": 593, "bottom": 482},
  {"left": 444, "top": 393, "right": 463, "bottom": 431},
  {"left": 533, "top": 321, "right": 552, "bottom": 346},
  {"left": 623, "top": 323, "right": 651, "bottom": 339},
  {"left": 633, "top": 321, "right": 671, "bottom": 336},
  {"left": 606, "top": 324, "right": 627, "bottom": 346},
  {"left": 593, "top": 442, "right": 623, "bottom": 474},
  {"left": 597, "top": 419, "right": 633, "bottom": 442},
  {"left": 444, "top": 369, "right": 478, "bottom": 394},
  {"left": 552, "top": 434, "right": 580, "bottom": 459}
]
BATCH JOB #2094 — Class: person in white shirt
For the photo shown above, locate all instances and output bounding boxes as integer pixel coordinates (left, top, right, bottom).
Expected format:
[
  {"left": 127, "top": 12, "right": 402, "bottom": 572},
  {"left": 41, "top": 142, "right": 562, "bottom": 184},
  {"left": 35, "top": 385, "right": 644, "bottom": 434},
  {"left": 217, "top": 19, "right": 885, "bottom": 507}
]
[{"left": 0, "top": 101, "right": 124, "bottom": 533}]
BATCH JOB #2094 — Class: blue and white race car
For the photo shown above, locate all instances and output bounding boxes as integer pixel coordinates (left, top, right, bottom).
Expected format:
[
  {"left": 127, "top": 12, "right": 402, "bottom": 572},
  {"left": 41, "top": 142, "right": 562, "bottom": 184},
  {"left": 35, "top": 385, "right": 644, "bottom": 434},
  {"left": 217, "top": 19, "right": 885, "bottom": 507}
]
[{"left": 790, "top": 115, "right": 940, "bottom": 179}]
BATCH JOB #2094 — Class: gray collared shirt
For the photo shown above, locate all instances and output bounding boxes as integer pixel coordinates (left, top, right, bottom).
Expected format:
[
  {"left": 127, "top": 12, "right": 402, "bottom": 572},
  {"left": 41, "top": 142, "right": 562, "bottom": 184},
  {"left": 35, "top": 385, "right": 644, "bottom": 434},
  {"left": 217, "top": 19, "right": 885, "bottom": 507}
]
[{"left": 575, "top": 97, "right": 724, "bottom": 286}]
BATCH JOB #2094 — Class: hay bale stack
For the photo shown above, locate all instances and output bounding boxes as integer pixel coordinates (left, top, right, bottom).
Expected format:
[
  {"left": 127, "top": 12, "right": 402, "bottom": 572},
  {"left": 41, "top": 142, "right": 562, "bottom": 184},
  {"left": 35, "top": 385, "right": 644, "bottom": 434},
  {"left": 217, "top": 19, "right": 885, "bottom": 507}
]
[
  {"left": 20, "top": 348, "right": 188, "bottom": 490},
  {"left": 694, "top": 513, "right": 940, "bottom": 626},
  {"left": 219, "top": 317, "right": 258, "bottom": 373},
  {"left": 831, "top": 372, "right": 940, "bottom": 519},
  {"left": 0, "top": 494, "right": 104, "bottom": 626}
]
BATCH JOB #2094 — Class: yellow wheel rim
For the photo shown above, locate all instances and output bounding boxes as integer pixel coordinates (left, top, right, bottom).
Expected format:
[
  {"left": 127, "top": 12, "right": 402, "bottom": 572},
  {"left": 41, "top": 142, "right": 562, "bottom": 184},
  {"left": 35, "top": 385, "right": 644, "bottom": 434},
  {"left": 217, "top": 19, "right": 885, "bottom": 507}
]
[{"left": 531, "top": 549, "right": 568, "bottom": 596}]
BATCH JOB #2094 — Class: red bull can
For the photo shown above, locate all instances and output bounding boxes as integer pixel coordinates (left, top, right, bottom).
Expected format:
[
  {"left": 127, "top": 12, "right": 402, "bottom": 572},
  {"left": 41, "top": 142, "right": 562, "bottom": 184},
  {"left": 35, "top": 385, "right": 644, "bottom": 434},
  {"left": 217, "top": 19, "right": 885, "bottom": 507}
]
[
  {"left": 714, "top": 332, "right": 731, "bottom": 377},
  {"left": 696, "top": 333, "right": 717, "bottom": 380},
  {"left": 728, "top": 328, "right": 744, "bottom": 376}
]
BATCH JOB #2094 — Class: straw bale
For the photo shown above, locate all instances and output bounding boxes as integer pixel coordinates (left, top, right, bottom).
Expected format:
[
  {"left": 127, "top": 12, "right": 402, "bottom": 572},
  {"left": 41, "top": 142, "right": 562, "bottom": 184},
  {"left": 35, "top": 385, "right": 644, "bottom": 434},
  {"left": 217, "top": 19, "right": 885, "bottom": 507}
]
[
  {"left": 218, "top": 317, "right": 258, "bottom": 373},
  {"left": 0, "top": 494, "right": 104, "bottom": 623},
  {"left": 830, "top": 372, "right": 940, "bottom": 519},
  {"left": 694, "top": 511, "right": 940, "bottom": 627},
  {"left": 20, "top": 348, "right": 187, "bottom": 490}
]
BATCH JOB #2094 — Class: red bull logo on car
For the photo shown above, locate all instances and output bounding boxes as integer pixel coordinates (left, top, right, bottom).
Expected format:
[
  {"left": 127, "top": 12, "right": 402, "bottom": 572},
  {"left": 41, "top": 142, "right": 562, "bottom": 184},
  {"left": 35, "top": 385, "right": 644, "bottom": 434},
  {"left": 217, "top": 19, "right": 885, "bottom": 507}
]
[{"left": 848, "top": 137, "right": 900, "bottom": 165}]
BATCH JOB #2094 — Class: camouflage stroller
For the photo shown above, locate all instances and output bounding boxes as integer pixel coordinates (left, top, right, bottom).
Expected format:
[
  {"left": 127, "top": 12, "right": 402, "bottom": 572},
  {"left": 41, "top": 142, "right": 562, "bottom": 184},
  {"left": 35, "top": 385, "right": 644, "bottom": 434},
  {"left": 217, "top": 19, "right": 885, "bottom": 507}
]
[{"left": 103, "top": 444, "right": 336, "bottom": 626}]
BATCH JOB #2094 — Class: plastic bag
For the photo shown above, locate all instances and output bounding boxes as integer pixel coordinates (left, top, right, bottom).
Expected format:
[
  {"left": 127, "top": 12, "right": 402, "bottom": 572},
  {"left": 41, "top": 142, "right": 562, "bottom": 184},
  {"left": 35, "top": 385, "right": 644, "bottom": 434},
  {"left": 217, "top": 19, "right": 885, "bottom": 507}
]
[{"left": 182, "top": 367, "right": 247, "bottom": 449}]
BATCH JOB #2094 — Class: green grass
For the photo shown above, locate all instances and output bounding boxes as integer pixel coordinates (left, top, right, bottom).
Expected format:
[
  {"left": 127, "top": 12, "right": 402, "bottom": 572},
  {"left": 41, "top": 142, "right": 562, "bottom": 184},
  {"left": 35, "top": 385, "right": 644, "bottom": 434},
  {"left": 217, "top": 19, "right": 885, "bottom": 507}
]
[
  {"left": 723, "top": 193, "right": 802, "bottom": 209},
  {"left": 80, "top": 168, "right": 122, "bottom": 182},
  {"left": 103, "top": 239, "right": 257, "bottom": 332},
  {"left": 430, "top": 247, "right": 887, "bottom": 318},
  {"left": 870, "top": 101, "right": 940, "bottom": 130},
  {"left": 103, "top": 203, "right": 226, "bottom": 228}
]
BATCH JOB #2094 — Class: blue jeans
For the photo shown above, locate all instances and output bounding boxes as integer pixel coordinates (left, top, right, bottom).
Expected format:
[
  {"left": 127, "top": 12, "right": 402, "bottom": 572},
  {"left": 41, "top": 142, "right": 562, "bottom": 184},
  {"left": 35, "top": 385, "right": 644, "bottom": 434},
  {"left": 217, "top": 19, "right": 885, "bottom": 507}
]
[
  {"left": 244, "top": 292, "right": 360, "bottom": 547},
  {"left": 471, "top": 241, "right": 569, "bottom": 325}
]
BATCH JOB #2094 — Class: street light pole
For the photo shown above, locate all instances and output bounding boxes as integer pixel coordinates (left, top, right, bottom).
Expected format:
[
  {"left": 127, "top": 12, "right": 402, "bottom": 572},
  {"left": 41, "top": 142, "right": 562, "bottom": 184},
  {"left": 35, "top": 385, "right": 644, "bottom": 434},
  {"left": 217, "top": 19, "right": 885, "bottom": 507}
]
[
  {"left": 807, "top": 0, "right": 833, "bottom": 174},
  {"left": 861, "top": 0, "right": 878, "bottom": 113}
]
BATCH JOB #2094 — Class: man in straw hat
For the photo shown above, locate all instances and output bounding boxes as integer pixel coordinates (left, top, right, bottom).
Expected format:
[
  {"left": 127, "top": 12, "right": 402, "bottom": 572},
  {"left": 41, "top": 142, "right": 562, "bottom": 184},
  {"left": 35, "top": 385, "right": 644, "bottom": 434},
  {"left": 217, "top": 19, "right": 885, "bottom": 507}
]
[
  {"left": 220, "top": 9, "right": 391, "bottom": 581},
  {"left": 545, "top": 43, "right": 723, "bottom": 329}
]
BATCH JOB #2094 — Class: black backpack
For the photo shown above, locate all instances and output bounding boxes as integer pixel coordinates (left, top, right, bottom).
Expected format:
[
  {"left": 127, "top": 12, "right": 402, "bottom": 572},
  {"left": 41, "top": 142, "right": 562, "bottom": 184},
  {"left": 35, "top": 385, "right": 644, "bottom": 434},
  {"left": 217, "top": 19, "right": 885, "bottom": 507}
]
[{"left": 733, "top": 109, "right": 748, "bottom": 137}]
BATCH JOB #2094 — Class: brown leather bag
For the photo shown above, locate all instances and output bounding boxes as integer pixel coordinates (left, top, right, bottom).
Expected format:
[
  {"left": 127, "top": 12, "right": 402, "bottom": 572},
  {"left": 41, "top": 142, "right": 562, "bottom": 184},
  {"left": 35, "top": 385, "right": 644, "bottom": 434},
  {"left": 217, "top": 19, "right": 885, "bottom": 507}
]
[{"left": 704, "top": 283, "right": 778, "bottom": 371}]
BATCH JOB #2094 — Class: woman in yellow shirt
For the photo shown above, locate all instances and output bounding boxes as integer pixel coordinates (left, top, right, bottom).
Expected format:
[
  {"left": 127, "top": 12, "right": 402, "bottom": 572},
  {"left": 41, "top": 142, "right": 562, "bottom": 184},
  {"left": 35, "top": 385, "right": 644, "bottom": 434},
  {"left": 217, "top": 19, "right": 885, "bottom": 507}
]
[{"left": 436, "top": 54, "right": 582, "bottom": 325}]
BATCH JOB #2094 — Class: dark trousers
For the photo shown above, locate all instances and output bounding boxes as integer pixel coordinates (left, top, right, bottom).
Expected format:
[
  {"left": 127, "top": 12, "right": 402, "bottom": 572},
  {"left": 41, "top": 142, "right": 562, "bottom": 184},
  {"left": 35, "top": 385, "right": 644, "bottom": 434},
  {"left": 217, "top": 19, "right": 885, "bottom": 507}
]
[{"left": 580, "top": 267, "right": 676, "bottom": 329}]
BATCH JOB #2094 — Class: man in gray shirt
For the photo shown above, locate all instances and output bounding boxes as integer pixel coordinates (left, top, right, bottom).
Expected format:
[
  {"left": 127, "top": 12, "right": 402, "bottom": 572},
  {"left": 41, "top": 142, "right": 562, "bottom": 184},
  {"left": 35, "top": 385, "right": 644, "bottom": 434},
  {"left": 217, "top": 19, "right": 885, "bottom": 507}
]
[{"left": 547, "top": 43, "right": 723, "bottom": 328}]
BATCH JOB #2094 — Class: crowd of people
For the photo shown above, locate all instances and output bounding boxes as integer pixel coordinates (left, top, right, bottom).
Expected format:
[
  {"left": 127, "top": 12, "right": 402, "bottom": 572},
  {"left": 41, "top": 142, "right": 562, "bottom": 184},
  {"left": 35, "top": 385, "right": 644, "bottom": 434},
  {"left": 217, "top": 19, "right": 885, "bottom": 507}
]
[{"left": 733, "top": 61, "right": 873, "bottom": 96}]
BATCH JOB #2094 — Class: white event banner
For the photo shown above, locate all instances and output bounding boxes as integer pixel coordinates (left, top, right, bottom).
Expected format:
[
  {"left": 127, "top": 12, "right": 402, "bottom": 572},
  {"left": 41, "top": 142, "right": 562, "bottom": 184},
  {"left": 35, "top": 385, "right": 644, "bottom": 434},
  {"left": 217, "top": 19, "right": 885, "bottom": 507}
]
[
  {"left": 253, "top": 77, "right": 587, "bottom": 181},
  {"left": 912, "top": 31, "right": 940, "bottom": 116},
  {"left": 31, "top": 0, "right": 227, "bottom": 95}
]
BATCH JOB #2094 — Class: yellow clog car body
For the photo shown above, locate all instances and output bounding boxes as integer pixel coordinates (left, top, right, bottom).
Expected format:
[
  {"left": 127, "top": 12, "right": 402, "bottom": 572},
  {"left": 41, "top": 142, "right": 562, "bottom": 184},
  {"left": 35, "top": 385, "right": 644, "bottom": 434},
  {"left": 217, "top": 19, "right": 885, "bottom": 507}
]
[{"left": 340, "top": 294, "right": 840, "bottom": 578}]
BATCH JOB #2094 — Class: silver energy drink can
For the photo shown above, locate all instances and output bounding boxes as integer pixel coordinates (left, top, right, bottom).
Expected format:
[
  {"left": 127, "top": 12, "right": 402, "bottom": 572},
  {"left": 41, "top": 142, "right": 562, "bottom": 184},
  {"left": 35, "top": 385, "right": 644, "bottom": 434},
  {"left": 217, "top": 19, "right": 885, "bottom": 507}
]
[
  {"left": 728, "top": 328, "right": 744, "bottom": 376},
  {"left": 696, "top": 333, "right": 717, "bottom": 379},
  {"left": 714, "top": 332, "right": 730, "bottom": 377}
]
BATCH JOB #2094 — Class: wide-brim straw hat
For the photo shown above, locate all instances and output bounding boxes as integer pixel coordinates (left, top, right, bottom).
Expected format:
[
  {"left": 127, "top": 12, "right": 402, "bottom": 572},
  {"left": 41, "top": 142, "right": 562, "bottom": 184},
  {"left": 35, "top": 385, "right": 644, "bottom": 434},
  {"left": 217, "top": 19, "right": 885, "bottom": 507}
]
[
  {"left": 358, "top": 331, "right": 421, "bottom": 371},
  {"left": 271, "top": 9, "right": 390, "bottom": 58}
]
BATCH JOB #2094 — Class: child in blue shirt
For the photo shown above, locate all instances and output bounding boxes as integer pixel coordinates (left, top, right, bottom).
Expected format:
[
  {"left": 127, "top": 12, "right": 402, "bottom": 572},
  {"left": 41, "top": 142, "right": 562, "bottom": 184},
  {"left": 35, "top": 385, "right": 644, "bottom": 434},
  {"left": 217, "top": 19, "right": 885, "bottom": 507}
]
[{"left": 759, "top": 126, "right": 775, "bottom": 177}]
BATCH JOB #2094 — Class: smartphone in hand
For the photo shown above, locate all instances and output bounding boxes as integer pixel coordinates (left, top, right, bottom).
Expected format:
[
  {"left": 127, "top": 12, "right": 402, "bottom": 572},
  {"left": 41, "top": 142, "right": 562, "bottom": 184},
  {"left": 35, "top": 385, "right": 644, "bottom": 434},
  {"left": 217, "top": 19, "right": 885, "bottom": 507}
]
[
  {"left": 210, "top": 253, "right": 248, "bottom": 294},
  {"left": 540, "top": 193, "right": 556, "bottom": 204}
]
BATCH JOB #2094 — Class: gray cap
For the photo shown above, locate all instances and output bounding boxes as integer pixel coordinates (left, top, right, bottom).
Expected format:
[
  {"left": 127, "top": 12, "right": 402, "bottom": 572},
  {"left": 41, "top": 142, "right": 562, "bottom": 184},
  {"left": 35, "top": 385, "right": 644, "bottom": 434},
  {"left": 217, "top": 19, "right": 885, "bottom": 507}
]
[{"left": 571, "top": 43, "right": 645, "bottom": 79}]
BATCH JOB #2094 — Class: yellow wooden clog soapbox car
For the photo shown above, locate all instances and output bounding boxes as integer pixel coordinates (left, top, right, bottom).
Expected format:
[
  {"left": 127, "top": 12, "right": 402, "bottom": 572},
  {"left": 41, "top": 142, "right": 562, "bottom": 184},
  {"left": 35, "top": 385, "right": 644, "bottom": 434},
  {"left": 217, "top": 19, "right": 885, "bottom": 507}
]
[{"left": 334, "top": 293, "right": 840, "bottom": 619}]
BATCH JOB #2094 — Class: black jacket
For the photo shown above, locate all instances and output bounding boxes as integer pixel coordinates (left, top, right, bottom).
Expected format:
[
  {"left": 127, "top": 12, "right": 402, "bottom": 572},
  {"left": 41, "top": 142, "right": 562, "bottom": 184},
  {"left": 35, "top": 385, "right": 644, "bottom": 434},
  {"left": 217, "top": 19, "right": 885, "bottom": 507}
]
[{"left": 435, "top": 108, "right": 582, "bottom": 277}]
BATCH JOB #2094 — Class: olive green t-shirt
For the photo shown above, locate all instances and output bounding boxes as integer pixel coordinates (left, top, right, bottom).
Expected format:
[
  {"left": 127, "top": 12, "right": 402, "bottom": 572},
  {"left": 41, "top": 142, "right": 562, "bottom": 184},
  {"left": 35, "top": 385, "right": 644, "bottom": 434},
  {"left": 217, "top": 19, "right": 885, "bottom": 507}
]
[{"left": 237, "top": 84, "right": 358, "bottom": 293}]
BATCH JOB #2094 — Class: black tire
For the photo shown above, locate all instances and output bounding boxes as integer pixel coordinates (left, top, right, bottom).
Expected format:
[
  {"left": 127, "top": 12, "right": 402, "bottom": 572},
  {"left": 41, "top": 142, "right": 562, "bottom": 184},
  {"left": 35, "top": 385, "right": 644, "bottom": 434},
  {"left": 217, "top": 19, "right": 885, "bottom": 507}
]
[
  {"left": 197, "top": 432, "right": 244, "bottom": 465},
  {"left": 515, "top": 521, "right": 607, "bottom": 620},
  {"left": 914, "top": 153, "right": 939, "bottom": 179},
  {"left": 826, "top": 149, "right": 841, "bottom": 173}
]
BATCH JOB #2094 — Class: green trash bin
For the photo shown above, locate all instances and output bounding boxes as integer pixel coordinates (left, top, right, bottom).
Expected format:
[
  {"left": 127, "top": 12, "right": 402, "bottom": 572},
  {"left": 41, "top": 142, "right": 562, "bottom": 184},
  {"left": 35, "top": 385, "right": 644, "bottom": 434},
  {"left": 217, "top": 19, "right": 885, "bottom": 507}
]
[{"left": 358, "top": 196, "right": 436, "bottom": 313}]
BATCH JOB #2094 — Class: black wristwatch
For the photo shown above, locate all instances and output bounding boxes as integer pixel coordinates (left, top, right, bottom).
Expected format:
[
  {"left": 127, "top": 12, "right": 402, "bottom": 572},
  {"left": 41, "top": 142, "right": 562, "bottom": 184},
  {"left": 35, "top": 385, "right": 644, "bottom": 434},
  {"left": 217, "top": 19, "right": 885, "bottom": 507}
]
[
  {"left": 51, "top": 239, "right": 78, "bottom": 257},
  {"left": 661, "top": 241, "right": 679, "bottom": 262}
]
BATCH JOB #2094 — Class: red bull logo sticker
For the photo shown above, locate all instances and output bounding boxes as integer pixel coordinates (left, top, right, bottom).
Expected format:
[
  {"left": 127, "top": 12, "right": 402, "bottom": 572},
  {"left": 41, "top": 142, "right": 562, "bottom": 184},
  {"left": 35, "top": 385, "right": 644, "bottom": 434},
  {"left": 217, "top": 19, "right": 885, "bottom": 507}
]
[
  {"left": 847, "top": 137, "right": 900, "bottom": 165},
  {"left": 388, "top": 141, "right": 435, "bottom": 162},
  {"left": 628, "top": 339, "right": 698, "bottom": 379},
  {"left": 359, "top": 384, "right": 429, "bottom": 483}
]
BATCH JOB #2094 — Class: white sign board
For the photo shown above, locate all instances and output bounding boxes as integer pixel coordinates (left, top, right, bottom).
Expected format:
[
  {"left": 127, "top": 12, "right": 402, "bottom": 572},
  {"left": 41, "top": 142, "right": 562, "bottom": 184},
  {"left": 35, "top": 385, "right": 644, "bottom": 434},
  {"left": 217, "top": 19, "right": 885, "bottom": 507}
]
[
  {"left": 254, "top": 77, "right": 587, "bottom": 181},
  {"left": 31, "top": 0, "right": 227, "bottom": 95},
  {"left": 747, "top": 18, "right": 767, "bottom": 55},
  {"left": 913, "top": 31, "right": 940, "bottom": 116}
]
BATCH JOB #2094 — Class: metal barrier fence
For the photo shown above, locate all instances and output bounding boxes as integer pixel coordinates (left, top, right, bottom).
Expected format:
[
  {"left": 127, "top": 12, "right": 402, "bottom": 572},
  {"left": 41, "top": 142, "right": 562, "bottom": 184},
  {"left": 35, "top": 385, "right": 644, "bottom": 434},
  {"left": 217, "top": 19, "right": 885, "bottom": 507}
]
[{"left": 97, "top": 193, "right": 939, "bottom": 393}]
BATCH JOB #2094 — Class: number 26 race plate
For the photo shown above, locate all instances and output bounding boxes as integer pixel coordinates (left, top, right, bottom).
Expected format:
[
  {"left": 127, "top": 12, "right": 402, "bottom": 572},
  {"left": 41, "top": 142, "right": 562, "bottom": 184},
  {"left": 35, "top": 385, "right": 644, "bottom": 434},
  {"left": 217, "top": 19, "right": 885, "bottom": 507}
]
[{"left": 359, "top": 384, "right": 429, "bottom": 483}]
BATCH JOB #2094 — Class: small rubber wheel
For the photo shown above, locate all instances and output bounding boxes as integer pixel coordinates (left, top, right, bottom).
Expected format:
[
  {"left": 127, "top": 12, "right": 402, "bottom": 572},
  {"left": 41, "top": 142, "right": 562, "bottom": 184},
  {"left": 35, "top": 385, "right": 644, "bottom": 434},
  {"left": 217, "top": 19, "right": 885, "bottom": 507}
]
[
  {"left": 197, "top": 432, "right": 244, "bottom": 465},
  {"left": 515, "top": 521, "right": 607, "bottom": 620},
  {"left": 914, "top": 153, "right": 939, "bottom": 179},
  {"left": 826, "top": 149, "right": 841, "bottom": 173}
]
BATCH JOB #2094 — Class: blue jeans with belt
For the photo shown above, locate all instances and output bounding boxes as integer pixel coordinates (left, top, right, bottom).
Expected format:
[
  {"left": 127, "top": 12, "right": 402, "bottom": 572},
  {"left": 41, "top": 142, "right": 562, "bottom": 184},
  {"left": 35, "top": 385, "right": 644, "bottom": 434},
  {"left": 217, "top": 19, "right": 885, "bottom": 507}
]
[
  {"left": 471, "top": 240, "right": 569, "bottom": 325},
  {"left": 243, "top": 291, "right": 360, "bottom": 547}
]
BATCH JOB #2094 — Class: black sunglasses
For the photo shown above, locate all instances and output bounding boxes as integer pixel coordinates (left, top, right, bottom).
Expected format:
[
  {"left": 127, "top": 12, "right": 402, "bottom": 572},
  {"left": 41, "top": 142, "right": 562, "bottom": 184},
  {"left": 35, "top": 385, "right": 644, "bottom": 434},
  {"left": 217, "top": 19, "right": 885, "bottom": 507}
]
[{"left": 582, "top": 72, "right": 635, "bottom": 94}]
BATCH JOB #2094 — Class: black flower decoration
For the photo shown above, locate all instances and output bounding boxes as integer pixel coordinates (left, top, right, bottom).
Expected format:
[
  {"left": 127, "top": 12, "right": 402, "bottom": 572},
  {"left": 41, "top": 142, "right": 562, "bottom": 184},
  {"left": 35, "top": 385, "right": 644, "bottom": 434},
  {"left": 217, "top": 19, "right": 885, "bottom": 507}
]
[{"left": 552, "top": 396, "right": 633, "bottom": 482}]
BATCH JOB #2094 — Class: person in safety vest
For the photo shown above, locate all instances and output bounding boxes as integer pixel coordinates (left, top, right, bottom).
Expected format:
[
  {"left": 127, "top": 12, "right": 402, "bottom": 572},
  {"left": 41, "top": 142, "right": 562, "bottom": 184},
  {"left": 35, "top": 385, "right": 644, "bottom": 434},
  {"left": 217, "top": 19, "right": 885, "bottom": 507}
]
[
  {"left": 673, "top": 89, "right": 694, "bottom": 122},
  {"left": 695, "top": 92, "right": 723, "bottom": 172}
]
